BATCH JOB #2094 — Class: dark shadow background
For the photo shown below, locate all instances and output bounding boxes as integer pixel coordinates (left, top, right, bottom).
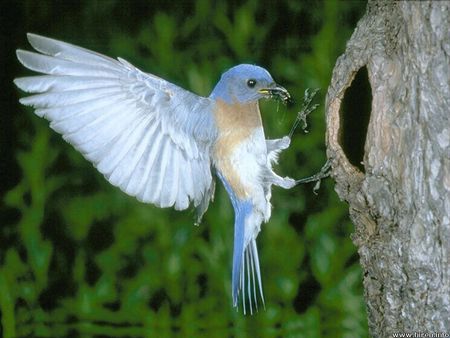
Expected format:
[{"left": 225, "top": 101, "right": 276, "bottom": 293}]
[{"left": 0, "top": 1, "right": 369, "bottom": 337}]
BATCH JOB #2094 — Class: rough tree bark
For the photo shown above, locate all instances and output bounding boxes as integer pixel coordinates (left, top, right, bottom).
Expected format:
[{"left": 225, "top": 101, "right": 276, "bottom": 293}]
[{"left": 326, "top": 1, "right": 450, "bottom": 337}]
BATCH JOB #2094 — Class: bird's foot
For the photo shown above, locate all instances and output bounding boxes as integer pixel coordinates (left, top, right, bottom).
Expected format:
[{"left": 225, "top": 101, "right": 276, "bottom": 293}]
[
  {"left": 266, "top": 136, "right": 291, "bottom": 153},
  {"left": 280, "top": 176, "right": 297, "bottom": 189},
  {"left": 295, "top": 159, "right": 332, "bottom": 194},
  {"left": 278, "top": 136, "right": 291, "bottom": 150}
]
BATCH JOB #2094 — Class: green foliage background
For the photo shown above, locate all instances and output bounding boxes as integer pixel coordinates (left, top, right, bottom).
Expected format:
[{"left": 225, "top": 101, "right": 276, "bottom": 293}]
[{"left": 1, "top": 1, "right": 368, "bottom": 337}]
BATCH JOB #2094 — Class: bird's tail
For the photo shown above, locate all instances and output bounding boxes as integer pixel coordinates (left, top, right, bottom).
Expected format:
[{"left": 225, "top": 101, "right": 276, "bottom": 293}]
[
  {"left": 232, "top": 202, "right": 265, "bottom": 314},
  {"left": 217, "top": 172, "right": 265, "bottom": 314}
]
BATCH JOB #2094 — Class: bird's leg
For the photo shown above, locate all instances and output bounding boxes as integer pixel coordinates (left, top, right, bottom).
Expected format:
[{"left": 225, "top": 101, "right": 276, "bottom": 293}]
[
  {"left": 266, "top": 136, "right": 291, "bottom": 167},
  {"left": 295, "top": 159, "right": 332, "bottom": 194},
  {"left": 266, "top": 136, "right": 290, "bottom": 153},
  {"left": 268, "top": 158, "right": 331, "bottom": 192},
  {"left": 267, "top": 170, "right": 297, "bottom": 190},
  {"left": 268, "top": 88, "right": 319, "bottom": 157},
  {"left": 268, "top": 89, "right": 323, "bottom": 191},
  {"left": 289, "top": 88, "right": 319, "bottom": 138}
]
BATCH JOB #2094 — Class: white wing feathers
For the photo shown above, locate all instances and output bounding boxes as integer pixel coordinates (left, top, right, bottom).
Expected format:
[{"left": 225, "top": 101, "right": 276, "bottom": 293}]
[{"left": 15, "top": 33, "right": 217, "bottom": 211}]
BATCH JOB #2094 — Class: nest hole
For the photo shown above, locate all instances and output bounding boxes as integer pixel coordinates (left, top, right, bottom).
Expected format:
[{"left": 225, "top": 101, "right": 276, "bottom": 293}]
[{"left": 340, "top": 66, "right": 372, "bottom": 173}]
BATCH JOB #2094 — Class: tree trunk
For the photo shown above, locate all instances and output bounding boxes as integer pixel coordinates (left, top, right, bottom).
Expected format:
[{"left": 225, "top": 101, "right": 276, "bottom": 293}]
[{"left": 325, "top": 1, "right": 450, "bottom": 337}]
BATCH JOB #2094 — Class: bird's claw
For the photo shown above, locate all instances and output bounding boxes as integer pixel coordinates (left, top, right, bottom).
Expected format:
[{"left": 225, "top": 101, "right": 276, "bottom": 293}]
[
  {"left": 282, "top": 177, "right": 297, "bottom": 189},
  {"left": 295, "top": 159, "right": 332, "bottom": 194},
  {"left": 279, "top": 136, "right": 291, "bottom": 150}
]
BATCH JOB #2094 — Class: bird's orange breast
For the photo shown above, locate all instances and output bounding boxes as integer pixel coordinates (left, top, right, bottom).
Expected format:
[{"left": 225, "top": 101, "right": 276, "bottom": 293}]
[{"left": 212, "top": 99, "right": 263, "bottom": 199}]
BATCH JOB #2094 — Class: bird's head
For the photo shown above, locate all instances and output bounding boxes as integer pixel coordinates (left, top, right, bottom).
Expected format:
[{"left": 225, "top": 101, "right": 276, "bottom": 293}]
[{"left": 210, "top": 64, "right": 292, "bottom": 105}]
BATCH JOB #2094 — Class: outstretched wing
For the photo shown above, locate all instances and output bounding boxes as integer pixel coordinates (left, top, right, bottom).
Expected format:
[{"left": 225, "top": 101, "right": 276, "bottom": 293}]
[{"left": 15, "top": 33, "right": 217, "bottom": 211}]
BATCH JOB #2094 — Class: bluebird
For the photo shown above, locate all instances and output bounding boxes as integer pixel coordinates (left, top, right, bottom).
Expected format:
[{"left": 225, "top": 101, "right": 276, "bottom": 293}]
[{"left": 15, "top": 34, "right": 297, "bottom": 314}]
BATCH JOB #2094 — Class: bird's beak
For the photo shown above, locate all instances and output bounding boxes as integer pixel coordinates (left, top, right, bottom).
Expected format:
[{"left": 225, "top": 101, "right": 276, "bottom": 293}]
[{"left": 258, "top": 84, "right": 293, "bottom": 105}]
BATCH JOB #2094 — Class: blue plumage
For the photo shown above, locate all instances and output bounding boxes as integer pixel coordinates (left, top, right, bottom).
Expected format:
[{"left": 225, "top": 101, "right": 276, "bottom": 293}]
[
  {"left": 210, "top": 64, "right": 275, "bottom": 104},
  {"left": 218, "top": 172, "right": 260, "bottom": 313},
  {"left": 15, "top": 34, "right": 297, "bottom": 314}
]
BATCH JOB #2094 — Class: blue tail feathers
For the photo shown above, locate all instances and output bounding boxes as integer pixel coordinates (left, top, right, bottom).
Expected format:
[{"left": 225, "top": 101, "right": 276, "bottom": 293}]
[
  {"left": 218, "top": 172, "right": 265, "bottom": 314},
  {"left": 236, "top": 237, "right": 265, "bottom": 314}
]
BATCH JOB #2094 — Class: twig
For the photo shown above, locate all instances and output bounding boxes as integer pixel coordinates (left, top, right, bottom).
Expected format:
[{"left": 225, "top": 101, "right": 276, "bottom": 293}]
[{"left": 289, "top": 88, "right": 320, "bottom": 138}]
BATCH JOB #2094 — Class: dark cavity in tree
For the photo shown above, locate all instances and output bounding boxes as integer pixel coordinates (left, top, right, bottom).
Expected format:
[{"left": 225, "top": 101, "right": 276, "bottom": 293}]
[{"left": 340, "top": 66, "right": 372, "bottom": 173}]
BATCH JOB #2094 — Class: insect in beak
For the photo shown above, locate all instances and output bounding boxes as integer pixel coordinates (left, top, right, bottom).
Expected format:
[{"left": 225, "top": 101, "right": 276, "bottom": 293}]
[{"left": 258, "top": 85, "right": 293, "bottom": 106}]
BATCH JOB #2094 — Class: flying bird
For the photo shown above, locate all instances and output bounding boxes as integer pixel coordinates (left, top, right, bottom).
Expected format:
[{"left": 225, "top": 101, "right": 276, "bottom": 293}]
[{"left": 15, "top": 33, "right": 297, "bottom": 314}]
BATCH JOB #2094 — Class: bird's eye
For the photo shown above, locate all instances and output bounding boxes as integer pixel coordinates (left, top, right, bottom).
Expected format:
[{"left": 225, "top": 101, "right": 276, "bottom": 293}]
[{"left": 247, "top": 79, "right": 257, "bottom": 88}]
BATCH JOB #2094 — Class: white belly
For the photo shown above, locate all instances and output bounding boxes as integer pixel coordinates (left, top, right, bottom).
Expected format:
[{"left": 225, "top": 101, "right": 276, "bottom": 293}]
[
  {"left": 229, "top": 129, "right": 266, "bottom": 190},
  {"left": 214, "top": 128, "right": 270, "bottom": 213}
]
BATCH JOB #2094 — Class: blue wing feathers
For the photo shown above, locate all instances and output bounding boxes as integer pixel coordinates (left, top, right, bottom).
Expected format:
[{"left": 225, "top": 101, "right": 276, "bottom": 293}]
[{"left": 16, "top": 33, "right": 217, "bottom": 210}]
